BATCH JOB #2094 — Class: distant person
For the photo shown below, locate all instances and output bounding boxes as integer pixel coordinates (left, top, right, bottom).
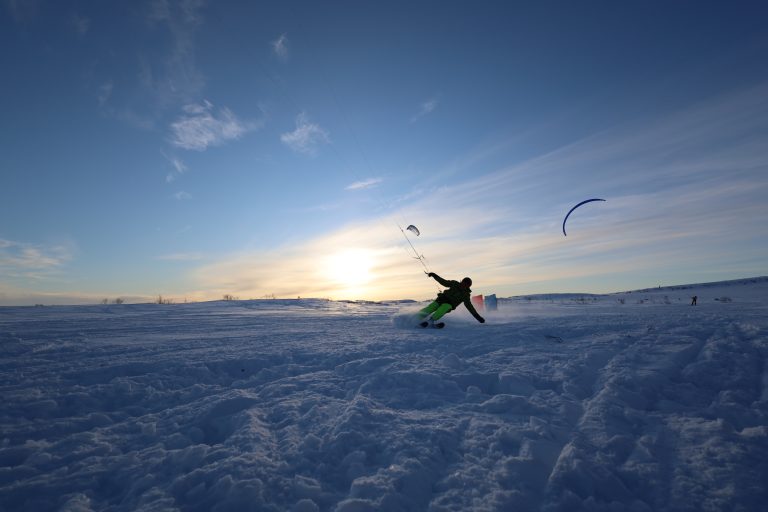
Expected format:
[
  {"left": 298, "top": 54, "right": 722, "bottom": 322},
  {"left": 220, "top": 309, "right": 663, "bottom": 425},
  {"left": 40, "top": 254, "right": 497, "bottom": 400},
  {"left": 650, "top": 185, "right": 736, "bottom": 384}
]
[
  {"left": 691, "top": 295, "right": 697, "bottom": 306},
  {"left": 418, "top": 272, "right": 485, "bottom": 328}
]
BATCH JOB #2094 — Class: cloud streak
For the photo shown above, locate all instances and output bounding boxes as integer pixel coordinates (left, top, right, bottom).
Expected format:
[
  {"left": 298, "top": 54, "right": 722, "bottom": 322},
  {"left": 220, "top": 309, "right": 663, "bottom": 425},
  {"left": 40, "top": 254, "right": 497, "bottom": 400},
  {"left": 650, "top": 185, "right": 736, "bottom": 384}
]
[
  {"left": 163, "top": 152, "right": 187, "bottom": 182},
  {"left": 98, "top": 81, "right": 113, "bottom": 107},
  {"left": 280, "top": 112, "right": 330, "bottom": 155},
  {"left": 0, "top": 238, "right": 73, "bottom": 282},
  {"left": 346, "top": 178, "right": 383, "bottom": 190},
  {"left": 271, "top": 33, "right": 289, "bottom": 60},
  {"left": 145, "top": 0, "right": 207, "bottom": 105},
  {"left": 70, "top": 13, "right": 90, "bottom": 36},
  {"left": 98, "top": 0, "right": 209, "bottom": 130},
  {"left": 170, "top": 100, "right": 258, "bottom": 150},
  {"left": 410, "top": 96, "right": 440, "bottom": 123}
]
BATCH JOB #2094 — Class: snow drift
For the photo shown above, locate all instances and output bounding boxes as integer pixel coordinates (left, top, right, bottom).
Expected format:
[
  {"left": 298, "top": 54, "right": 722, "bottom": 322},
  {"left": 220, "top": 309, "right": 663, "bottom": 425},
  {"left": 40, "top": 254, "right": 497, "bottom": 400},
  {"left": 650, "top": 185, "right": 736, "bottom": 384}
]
[{"left": 1, "top": 278, "right": 767, "bottom": 511}]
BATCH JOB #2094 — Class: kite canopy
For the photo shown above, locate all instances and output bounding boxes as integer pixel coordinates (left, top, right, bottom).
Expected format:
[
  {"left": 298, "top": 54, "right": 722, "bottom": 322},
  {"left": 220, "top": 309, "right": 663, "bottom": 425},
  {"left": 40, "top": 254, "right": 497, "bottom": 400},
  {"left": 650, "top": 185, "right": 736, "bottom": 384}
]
[
  {"left": 406, "top": 225, "right": 420, "bottom": 236},
  {"left": 562, "top": 198, "right": 605, "bottom": 236}
]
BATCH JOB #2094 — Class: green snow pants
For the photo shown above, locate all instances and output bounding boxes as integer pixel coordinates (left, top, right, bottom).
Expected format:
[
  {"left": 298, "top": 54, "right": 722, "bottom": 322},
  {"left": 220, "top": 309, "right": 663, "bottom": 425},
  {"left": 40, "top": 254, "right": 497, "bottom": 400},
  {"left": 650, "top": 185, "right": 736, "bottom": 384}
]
[{"left": 419, "top": 301, "right": 453, "bottom": 321}]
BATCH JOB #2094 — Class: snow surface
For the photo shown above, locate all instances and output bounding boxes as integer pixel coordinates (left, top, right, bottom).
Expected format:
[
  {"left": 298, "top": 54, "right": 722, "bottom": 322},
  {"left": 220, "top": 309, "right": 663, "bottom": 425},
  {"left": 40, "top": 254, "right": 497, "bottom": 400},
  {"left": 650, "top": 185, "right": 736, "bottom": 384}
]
[{"left": 1, "top": 278, "right": 767, "bottom": 511}]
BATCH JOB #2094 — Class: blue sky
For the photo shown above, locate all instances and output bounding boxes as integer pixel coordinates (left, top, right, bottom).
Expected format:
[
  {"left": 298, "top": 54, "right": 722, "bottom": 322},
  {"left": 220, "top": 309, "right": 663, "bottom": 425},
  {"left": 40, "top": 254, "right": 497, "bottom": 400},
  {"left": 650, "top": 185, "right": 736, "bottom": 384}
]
[{"left": 2, "top": 1, "right": 767, "bottom": 305}]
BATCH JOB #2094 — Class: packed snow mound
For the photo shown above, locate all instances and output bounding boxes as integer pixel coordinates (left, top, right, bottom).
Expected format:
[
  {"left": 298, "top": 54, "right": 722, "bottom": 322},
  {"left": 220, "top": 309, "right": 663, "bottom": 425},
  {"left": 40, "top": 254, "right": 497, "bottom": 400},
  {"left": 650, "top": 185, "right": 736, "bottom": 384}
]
[{"left": 1, "top": 278, "right": 767, "bottom": 511}]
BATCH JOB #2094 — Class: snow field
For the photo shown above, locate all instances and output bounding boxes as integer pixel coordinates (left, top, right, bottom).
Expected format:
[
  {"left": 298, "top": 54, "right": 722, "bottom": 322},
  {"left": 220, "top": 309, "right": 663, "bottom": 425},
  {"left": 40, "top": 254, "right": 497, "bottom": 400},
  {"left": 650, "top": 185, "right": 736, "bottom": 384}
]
[{"left": 1, "top": 279, "right": 767, "bottom": 511}]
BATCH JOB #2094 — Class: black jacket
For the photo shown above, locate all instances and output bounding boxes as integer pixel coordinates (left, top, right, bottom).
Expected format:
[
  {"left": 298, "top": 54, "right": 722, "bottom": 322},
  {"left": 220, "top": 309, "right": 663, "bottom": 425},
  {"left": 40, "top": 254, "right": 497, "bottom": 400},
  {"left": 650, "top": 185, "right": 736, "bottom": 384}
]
[{"left": 429, "top": 273, "right": 485, "bottom": 323}]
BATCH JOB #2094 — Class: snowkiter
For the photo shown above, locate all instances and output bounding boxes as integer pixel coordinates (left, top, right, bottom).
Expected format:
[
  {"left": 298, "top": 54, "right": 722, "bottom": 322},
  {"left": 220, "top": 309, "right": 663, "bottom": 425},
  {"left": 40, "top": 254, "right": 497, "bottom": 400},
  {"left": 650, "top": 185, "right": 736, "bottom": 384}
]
[{"left": 419, "top": 272, "right": 485, "bottom": 327}]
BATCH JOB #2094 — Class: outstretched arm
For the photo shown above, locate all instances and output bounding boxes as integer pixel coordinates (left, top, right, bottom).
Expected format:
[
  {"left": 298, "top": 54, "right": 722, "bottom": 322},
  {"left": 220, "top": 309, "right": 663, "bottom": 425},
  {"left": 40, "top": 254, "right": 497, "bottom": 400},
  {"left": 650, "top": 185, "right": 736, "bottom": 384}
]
[
  {"left": 427, "top": 272, "right": 452, "bottom": 288},
  {"left": 463, "top": 298, "right": 486, "bottom": 323}
]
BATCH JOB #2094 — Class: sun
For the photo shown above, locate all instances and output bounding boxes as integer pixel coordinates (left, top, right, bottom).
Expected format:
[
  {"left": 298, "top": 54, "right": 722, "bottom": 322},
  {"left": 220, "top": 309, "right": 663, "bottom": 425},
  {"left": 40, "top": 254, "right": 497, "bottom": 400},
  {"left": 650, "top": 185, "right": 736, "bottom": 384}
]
[{"left": 325, "top": 249, "right": 375, "bottom": 292}]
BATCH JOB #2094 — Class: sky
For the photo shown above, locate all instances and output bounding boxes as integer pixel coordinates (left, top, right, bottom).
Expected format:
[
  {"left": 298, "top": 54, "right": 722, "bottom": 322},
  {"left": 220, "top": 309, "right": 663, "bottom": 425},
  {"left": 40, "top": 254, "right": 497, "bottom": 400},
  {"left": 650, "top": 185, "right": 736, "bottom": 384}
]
[{"left": 1, "top": 0, "right": 767, "bottom": 305}]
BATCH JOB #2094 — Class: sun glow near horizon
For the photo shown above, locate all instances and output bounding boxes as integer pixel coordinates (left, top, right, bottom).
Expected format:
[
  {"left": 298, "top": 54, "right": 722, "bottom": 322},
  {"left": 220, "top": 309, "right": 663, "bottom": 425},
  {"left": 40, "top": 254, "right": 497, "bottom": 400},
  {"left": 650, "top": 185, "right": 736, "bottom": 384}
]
[{"left": 323, "top": 248, "right": 377, "bottom": 298}]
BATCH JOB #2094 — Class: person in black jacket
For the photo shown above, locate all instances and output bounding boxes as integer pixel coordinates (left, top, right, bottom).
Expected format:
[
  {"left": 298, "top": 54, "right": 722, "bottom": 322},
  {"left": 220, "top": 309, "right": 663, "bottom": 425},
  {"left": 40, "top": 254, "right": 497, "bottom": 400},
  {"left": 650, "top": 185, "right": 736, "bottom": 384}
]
[{"left": 418, "top": 272, "right": 485, "bottom": 327}]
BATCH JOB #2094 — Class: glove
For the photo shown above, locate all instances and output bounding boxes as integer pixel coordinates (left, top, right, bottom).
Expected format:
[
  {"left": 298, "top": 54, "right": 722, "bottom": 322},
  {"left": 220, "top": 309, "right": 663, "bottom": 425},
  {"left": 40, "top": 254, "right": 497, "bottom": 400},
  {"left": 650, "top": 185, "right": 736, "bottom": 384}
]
[
  {"left": 427, "top": 272, "right": 435, "bottom": 278},
  {"left": 479, "top": 317, "right": 486, "bottom": 323}
]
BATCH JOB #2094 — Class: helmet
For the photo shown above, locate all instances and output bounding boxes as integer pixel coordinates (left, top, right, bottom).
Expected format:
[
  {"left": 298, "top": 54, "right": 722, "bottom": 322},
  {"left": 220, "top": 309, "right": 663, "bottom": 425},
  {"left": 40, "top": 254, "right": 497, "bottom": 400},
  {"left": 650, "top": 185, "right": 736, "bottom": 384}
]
[{"left": 461, "top": 277, "right": 472, "bottom": 287}]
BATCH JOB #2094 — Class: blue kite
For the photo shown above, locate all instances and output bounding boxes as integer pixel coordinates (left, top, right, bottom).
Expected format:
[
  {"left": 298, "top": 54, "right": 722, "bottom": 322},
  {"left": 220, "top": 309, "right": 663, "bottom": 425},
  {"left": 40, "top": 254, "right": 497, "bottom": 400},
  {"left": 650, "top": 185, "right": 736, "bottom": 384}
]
[{"left": 562, "top": 198, "right": 605, "bottom": 236}]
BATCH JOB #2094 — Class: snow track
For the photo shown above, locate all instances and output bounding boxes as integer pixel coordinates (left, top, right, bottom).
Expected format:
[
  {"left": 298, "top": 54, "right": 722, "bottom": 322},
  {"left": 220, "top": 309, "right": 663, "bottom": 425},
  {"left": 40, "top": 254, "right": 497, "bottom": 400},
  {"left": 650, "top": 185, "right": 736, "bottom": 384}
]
[{"left": 1, "top": 281, "right": 767, "bottom": 511}]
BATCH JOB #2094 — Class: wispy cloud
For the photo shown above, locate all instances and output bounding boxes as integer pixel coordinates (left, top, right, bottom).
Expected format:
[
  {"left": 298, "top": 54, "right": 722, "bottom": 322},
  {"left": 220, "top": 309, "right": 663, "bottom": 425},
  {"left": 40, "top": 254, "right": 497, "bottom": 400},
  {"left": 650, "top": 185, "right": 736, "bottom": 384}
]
[
  {"left": 410, "top": 96, "right": 440, "bottom": 123},
  {"left": 169, "top": 155, "right": 187, "bottom": 173},
  {"left": 271, "top": 33, "right": 289, "bottom": 60},
  {"left": 144, "top": 0, "right": 207, "bottom": 105},
  {"left": 98, "top": 81, "right": 113, "bottom": 107},
  {"left": 163, "top": 152, "right": 187, "bottom": 182},
  {"left": 173, "top": 191, "right": 192, "bottom": 200},
  {"left": 346, "top": 178, "right": 383, "bottom": 190},
  {"left": 70, "top": 13, "right": 90, "bottom": 36},
  {"left": 170, "top": 100, "right": 258, "bottom": 150},
  {"left": 280, "top": 112, "right": 330, "bottom": 155},
  {"left": 0, "top": 238, "right": 73, "bottom": 280}
]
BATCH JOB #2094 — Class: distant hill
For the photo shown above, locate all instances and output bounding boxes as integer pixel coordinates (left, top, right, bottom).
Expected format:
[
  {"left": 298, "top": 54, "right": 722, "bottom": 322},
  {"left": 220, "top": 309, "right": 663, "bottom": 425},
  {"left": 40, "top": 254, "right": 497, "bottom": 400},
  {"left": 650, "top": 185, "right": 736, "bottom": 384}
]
[
  {"left": 628, "top": 276, "right": 768, "bottom": 294},
  {"left": 497, "top": 276, "right": 767, "bottom": 302}
]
